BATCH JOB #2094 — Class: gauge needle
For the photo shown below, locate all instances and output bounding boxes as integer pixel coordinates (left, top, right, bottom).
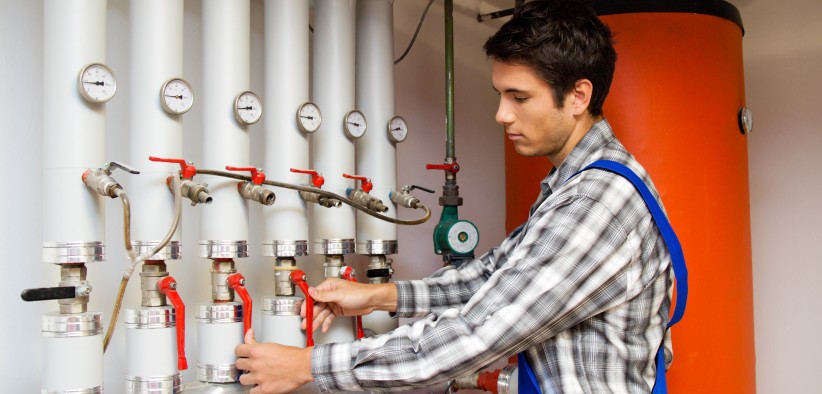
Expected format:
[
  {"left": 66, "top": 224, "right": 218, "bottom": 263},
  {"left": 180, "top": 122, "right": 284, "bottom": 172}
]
[
  {"left": 300, "top": 115, "right": 314, "bottom": 120},
  {"left": 348, "top": 122, "right": 361, "bottom": 127},
  {"left": 238, "top": 106, "right": 253, "bottom": 110},
  {"left": 165, "top": 95, "right": 184, "bottom": 99},
  {"left": 84, "top": 81, "right": 105, "bottom": 86},
  {"left": 391, "top": 127, "right": 402, "bottom": 131}
]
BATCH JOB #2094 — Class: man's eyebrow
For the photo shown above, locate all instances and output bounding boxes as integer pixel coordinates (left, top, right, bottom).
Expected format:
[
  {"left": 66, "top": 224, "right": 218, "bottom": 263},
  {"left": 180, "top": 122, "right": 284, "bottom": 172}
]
[{"left": 492, "top": 86, "right": 528, "bottom": 94}]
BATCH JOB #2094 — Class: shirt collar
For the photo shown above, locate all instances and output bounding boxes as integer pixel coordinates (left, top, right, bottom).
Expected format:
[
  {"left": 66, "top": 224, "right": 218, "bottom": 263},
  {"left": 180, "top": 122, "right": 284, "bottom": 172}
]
[{"left": 540, "top": 119, "right": 616, "bottom": 195}]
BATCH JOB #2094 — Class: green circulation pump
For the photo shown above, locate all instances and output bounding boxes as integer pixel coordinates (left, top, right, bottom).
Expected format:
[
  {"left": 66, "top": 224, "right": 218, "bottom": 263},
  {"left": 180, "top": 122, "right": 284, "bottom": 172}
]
[{"left": 433, "top": 205, "right": 479, "bottom": 265}]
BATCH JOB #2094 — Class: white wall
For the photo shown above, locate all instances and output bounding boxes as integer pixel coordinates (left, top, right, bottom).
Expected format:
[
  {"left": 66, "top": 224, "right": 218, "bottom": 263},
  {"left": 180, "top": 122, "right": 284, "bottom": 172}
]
[
  {"left": 0, "top": 0, "right": 504, "bottom": 391},
  {"left": 738, "top": 0, "right": 822, "bottom": 392}
]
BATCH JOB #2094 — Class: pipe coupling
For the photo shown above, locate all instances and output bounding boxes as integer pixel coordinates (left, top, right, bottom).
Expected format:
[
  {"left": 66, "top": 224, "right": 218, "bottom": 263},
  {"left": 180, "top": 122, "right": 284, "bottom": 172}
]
[
  {"left": 238, "top": 181, "right": 276, "bottom": 206},
  {"left": 347, "top": 188, "right": 388, "bottom": 213},
  {"left": 299, "top": 190, "right": 342, "bottom": 208}
]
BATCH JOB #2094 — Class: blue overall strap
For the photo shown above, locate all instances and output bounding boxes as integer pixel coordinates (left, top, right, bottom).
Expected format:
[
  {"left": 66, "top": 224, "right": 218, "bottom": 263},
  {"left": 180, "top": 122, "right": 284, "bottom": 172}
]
[{"left": 518, "top": 160, "right": 688, "bottom": 394}]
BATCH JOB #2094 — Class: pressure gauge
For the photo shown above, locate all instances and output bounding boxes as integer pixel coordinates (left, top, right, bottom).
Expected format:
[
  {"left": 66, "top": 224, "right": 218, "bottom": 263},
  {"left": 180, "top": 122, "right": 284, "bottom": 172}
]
[
  {"left": 388, "top": 115, "right": 408, "bottom": 143},
  {"left": 446, "top": 220, "right": 480, "bottom": 254},
  {"left": 234, "top": 91, "right": 262, "bottom": 125},
  {"left": 297, "top": 102, "right": 322, "bottom": 133},
  {"left": 160, "top": 78, "right": 194, "bottom": 115},
  {"left": 738, "top": 107, "right": 753, "bottom": 135},
  {"left": 77, "top": 63, "right": 117, "bottom": 103},
  {"left": 344, "top": 109, "right": 367, "bottom": 139}
]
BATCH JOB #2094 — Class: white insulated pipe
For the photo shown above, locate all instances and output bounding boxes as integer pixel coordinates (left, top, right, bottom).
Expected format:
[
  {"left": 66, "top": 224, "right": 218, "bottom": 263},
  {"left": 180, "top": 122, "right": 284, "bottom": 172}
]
[
  {"left": 42, "top": 1, "right": 106, "bottom": 391},
  {"left": 124, "top": 308, "right": 180, "bottom": 392},
  {"left": 200, "top": 0, "right": 250, "bottom": 246},
  {"left": 355, "top": 0, "right": 398, "bottom": 243},
  {"left": 42, "top": 0, "right": 106, "bottom": 259},
  {"left": 356, "top": 0, "right": 400, "bottom": 336},
  {"left": 312, "top": 0, "right": 357, "bottom": 242},
  {"left": 262, "top": 0, "right": 310, "bottom": 245},
  {"left": 129, "top": 0, "right": 185, "bottom": 250}
]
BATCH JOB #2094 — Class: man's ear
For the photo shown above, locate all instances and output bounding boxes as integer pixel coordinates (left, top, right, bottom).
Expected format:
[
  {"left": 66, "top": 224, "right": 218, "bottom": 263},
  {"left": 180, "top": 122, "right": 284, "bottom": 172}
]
[{"left": 570, "top": 79, "right": 593, "bottom": 116}]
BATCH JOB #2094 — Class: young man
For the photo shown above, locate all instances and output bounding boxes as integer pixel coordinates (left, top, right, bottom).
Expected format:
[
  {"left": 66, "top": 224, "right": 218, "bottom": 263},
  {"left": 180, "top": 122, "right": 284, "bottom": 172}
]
[{"left": 236, "top": 1, "right": 673, "bottom": 392}]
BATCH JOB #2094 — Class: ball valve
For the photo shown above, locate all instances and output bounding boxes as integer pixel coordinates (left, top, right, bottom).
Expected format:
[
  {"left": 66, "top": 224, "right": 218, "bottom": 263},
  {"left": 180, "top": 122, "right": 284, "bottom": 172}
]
[
  {"left": 343, "top": 173, "right": 388, "bottom": 213},
  {"left": 339, "top": 266, "right": 365, "bottom": 340},
  {"left": 226, "top": 166, "right": 276, "bottom": 206},
  {"left": 290, "top": 168, "right": 341, "bottom": 208},
  {"left": 289, "top": 270, "right": 314, "bottom": 346},
  {"left": 157, "top": 276, "right": 188, "bottom": 371},
  {"left": 226, "top": 273, "right": 253, "bottom": 336},
  {"left": 149, "top": 156, "right": 212, "bottom": 206},
  {"left": 81, "top": 161, "right": 140, "bottom": 199}
]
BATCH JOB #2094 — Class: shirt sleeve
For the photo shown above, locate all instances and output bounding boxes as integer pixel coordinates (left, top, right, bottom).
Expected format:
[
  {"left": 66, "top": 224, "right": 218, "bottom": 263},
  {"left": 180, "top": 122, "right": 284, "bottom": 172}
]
[{"left": 311, "top": 188, "right": 654, "bottom": 392}]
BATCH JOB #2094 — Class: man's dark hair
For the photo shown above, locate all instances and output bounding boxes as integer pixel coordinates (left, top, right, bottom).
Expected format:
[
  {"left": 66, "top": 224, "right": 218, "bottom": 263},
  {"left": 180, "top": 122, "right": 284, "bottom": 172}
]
[{"left": 484, "top": 0, "right": 616, "bottom": 117}]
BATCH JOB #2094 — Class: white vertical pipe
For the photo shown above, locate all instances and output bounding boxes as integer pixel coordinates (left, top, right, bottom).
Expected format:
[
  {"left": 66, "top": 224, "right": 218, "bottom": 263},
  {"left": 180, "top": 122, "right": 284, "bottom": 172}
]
[
  {"left": 356, "top": 0, "right": 399, "bottom": 336},
  {"left": 42, "top": 0, "right": 106, "bottom": 249},
  {"left": 42, "top": 334, "right": 103, "bottom": 391},
  {"left": 312, "top": 0, "right": 357, "bottom": 242},
  {"left": 356, "top": 0, "right": 397, "bottom": 242},
  {"left": 201, "top": 0, "right": 250, "bottom": 243},
  {"left": 129, "top": 0, "right": 185, "bottom": 244},
  {"left": 263, "top": 0, "right": 310, "bottom": 244}
]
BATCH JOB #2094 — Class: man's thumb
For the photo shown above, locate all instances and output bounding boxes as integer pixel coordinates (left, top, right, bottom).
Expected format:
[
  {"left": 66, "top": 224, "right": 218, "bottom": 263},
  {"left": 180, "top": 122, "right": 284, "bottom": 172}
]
[{"left": 244, "top": 328, "right": 257, "bottom": 344}]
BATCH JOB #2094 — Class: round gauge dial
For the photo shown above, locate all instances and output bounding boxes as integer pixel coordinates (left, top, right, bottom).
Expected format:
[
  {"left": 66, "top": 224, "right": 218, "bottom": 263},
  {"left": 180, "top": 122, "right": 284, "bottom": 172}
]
[
  {"left": 297, "top": 102, "right": 322, "bottom": 133},
  {"left": 78, "top": 63, "right": 117, "bottom": 103},
  {"left": 447, "top": 220, "right": 479, "bottom": 254},
  {"left": 738, "top": 107, "right": 753, "bottom": 135},
  {"left": 344, "top": 109, "right": 367, "bottom": 139},
  {"left": 234, "top": 91, "right": 262, "bottom": 125},
  {"left": 160, "top": 78, "right": 194, "bottom": 115},
  {"left": 388, "top": 115, "right": 408, "bottom": 143}
]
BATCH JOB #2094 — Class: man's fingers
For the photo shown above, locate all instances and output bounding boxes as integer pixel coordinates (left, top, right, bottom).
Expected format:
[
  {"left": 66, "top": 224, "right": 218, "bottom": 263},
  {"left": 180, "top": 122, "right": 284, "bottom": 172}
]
[
  {"left": 235, "top": 343, "right": 252, "bottom": 357},
  {"left": 236, "top": 356, "right": 250, "bottom": 371},
  {"left": 245, "top": 328, "right": 257, "bottom": 344}
]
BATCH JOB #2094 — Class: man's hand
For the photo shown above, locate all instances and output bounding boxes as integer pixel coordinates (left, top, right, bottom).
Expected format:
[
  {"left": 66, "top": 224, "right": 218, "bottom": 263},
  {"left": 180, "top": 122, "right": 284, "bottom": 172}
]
[
  {"left": 236, "top": 329, "right": 313, "bottom": 394},
  {"left": 302, "top": 278, "right": 397, "bottom": 334}
]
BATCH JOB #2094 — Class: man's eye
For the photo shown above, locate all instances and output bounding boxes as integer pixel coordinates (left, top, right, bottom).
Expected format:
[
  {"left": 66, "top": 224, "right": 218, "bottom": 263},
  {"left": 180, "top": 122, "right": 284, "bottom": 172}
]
[{"left": 514, "top": 96, "right": 528, "bottom": 103}]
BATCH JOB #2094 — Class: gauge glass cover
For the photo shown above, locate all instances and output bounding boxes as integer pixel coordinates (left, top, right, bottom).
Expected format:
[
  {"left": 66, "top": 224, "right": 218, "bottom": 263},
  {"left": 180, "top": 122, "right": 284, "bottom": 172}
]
[
  {"left": 78, "top": 63, "right": 117, "bottom": 103},
  {"left": 235, "top": 91, "right": 262, "bottom": 125},
  {"left": 160, "top": 78, "right": 194, "bottom": 115},
  {"left": 297, "top": 102, "right": 322, "bottom": 133},
  {"left": 344, "top": 110, "right": 367, "bottom": 139},
  {"left": 388, "top": 115, "right": 408, "bottom": 143}
]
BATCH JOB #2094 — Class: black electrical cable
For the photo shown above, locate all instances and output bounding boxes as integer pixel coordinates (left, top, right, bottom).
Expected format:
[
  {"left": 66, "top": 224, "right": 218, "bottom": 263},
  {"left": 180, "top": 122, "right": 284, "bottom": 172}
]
[{"left": 395, "top": 0, "right": 435, "bottom": 65}]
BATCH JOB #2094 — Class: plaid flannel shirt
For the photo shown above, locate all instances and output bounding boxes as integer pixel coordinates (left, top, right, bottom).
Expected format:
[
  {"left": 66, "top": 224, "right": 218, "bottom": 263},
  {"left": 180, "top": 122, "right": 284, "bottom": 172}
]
[{"left": 312, "top": 119, "right": 673, "bottom": 393}]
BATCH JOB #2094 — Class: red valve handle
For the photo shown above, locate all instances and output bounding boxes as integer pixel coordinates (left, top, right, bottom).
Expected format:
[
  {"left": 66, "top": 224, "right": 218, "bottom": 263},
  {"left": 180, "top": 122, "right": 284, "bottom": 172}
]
[
  {"left": 289, "top": 270, "right": 314, "bottom": 346},
  {"left": 158, "top": 276, "right": 188, "bottom": 371},
  {"left": 477, "top": 369, "right": 503, "bottom": 394},
  {"left": 342, "top": 174, "right": 373, "bottom": 193},
  {"left": 339, "top": 266, "right": 365, "bottom": 340},
  {"left": 290, "top": 168, "right": 325, "bottom": 188},
  {"left": 226, "top": 166, "right": 266, "bottom": 185},
  {"left": 149, "top": 156, "right": 198, "bottom": 179},
  {"left": 227, "top": 273, "right": 253, "bottom": 336},
  {"left": 425, "top": 162, "right": 460, "bottom": 174}
]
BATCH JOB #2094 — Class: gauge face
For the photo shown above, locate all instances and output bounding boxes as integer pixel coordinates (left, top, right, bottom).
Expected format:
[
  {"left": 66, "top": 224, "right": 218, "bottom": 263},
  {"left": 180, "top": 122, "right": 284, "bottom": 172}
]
[
  {"left": 78, "top": 63, "right": 117, "bottom": 103},
  {"left": 388, "top": 115, "right": 408, "bottom": 143},
  {"left": 344, "top": 109, "right": 367, "bottom": 139},
  {"left": 447, "top": 220, "right": 479, "bottom": 254},
  {"left": 234, "top": 91, "right": 262, "bottom": 125},
  {"left": 160, "top": 78, "right": 194, "bottom": 115},
  {"left": 297, "top": 102, "right": 322, "bottom": 133},
  {"left": 738, "top": 107, "right": 753, "bottom": 134}
]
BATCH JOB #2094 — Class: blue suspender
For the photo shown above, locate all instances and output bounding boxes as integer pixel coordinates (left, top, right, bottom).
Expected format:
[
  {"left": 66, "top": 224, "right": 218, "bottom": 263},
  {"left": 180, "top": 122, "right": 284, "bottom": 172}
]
[{"left": 518, "top": 160, "right": 688, "bottom": 394}]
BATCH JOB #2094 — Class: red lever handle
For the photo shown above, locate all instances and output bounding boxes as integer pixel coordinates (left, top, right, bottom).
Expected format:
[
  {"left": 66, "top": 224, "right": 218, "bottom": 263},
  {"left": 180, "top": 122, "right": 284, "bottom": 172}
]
[
  {"left": 289, "top": 270, "right": 314, "bottom": 346},
  {"left": 477, "top": 369, "right": 503, "bottom": 394},
  {"left": 226, "top": 166, "right": 266, "bottom": 185},
  {"left": 158, "top": 276, "right": 188, "bottom": 371},
  {"left": 339, "top": 266, "right": 365, "bottom": 340},
  {"left": 425, "top": 162, "right": 460, "bottom": 174},
  {"left": 342, "top": 174, "right": 373, "bottom": 193},
  {"left": 149, "top": 156, "right": 198, "bottom": 179},
  {"left": 227, "top": 273, "right": 253, "bottom": 336},
  {"left": 290, "top": 168, "right": 325, "bottom": 188}
]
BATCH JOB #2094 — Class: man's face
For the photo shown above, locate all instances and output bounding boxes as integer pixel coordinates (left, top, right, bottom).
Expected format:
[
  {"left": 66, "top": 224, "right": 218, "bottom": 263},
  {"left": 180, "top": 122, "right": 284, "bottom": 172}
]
[{"left": 491, "top": 61, "right": 577, "bottom": 163}]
